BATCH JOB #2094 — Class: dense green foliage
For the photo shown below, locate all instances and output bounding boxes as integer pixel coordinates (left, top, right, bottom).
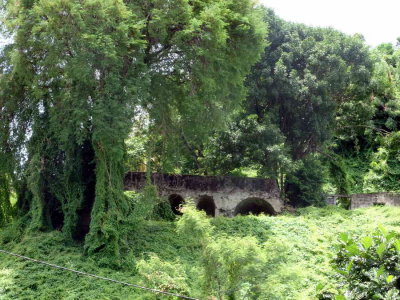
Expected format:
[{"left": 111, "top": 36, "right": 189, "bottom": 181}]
[
  {"left": 1, "top": 206, "right": 400, "bottom": 299},
  {"left": 285, "top": 155, "right": 326, "bottom": 206},
  {"left": 196, "top": 10, "right": 400, "bottom": 204},
  {"left": 332, "top": 43, "right": 400, "bottom": 195},
  {"left": 0, "top": 174, "right": 12, "bottom": 227},
  {"left": 181, "top": 8, "right": 375, "bottom": 204},
  {"left": 1, "top": 1, "right": 400, "bottom": 299},
  {"left": 246, "top": 10, "right": 371, "bottom": 161},
  {"left": 330, "top": 228, "right": 400, "bottom": 299},
  {"left": 0, "top": 0, "right": 266, "bottom": 257}
]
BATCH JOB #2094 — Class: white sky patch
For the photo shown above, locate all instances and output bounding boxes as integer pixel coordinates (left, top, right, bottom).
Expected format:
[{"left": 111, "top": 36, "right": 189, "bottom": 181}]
[
  {"left": 0, "top": 36, "right": 12, "bottom": 51},
  {"left": 259, "top": 0, "right": 400, "bottom": 47}
]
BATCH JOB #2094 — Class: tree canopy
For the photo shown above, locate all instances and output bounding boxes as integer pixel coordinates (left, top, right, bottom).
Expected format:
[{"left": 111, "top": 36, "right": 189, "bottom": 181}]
[
  {"left": 184, "top": 9, "right": 373, "bottom": 204},
  {"left": 246, "top": 9, "right": 372, "bottom": 160}
]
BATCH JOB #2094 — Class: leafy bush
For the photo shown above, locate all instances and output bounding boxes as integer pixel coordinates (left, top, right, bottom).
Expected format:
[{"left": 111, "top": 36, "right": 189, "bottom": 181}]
[
  {"left": 0, "top": 217, "right": 27, "bottom": 245},
  {"left": 202, "top": 236, "right": 268, "bottom": 299},
  {"left": 212, "top": 215, "right": 271, "bottom": 243},
  {"left": 327, "top": 158, "right": 352, "bottom": 195},
  {"left": 124, "top": 186, "right": 175, "bottom": 222},
  {"left": 177, "top": 204, "right": 271, "bottom": 299},
  {"left": 136, "top": 254, "right": 191, "bottom": 299},
  {"left": 331, "top": 227, "right": 400, "bottom": 299},
  {"left": 363, "top": 132, "right": 400, "bottom": 193},
  {"left": 176, "top": 204, "right": 213, "bottom": 248},
  {"left": 152, "top": 202, "right": 176, "bottom": 221}
]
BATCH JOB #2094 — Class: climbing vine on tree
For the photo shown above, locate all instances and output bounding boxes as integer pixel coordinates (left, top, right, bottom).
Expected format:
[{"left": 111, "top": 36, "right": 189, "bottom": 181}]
[{"left": 0, "top": 0, "right": 266, "bottom": 261}]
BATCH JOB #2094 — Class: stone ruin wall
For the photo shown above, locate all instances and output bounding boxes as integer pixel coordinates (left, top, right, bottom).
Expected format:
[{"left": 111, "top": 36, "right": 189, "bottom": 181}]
[
  {"left": 327, "top": 192, "right": 400, "bottom": 209},
  {"left": 350, "top": 193, "right": 400, "bottom": 209},
  {"left": 124, "top": 172, "right": 283, "bottom": 217}
]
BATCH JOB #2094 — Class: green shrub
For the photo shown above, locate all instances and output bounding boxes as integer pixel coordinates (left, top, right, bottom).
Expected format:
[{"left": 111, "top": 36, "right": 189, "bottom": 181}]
[
  {"left": 327, "top": 158, "right": 352, "bottom": 195},
  {"left": 363, "top": 132, "right": 400, "bottom": 193},
  {"left": 124, "top": 186, "right": 175, "bottom": 222},
  {"left": 331, "top": 227, "right": 400, "bottom": 299},
  {"left": 176, "top": 204, "right": 213, "bottom": 248},
  {"left": 202, "top": 236, "right": 268, "bottom": 299},
  {"left": 177, "top": 204, "right": 270, "bottom": 299},
  {"left": 212, "top": 215, "right": 271, "bottom": 243},
  {"left": 152, "top": 201, "right": 176, "bottom": 221},
  {"left": 0, "top": 217, "right": 28, "bottom": 245},
  {"left": 136, "top": 254, "right": 191, "bottom": 299},
  {"left": 124, "top": 185, "right": 158, "bottom": 222}
]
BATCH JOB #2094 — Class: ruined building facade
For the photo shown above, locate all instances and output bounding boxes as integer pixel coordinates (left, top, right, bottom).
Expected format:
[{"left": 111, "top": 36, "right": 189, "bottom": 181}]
[{"left": 124, "top": 172, "right": 283, "bottom": 217}]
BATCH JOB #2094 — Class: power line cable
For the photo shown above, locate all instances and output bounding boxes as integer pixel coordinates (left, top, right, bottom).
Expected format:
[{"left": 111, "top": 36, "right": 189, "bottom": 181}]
[{"left": 0, "top": 248, "right": 199, "bottom": 300}]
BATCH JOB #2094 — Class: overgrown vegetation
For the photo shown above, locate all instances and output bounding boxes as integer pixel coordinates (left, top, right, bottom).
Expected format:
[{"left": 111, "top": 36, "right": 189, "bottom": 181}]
[
  {"left": 121, "top": 8, "right": 400, "bottom": 206},
  {"left": 1, "top": 1, "right": 400, "bottom": 299},
  {"left": 1, "top": 206, "right": 400, "bottom": 299},
  {"left": 0, "top": 0, "right": 266, "bottom": 258}
]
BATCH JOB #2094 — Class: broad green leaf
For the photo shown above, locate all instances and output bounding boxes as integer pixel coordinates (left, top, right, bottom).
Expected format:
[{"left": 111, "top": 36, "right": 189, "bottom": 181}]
[
  {"left": 361, "top": 236, "right": 373, "bottom": 250},
  {"left": 345, "top": 243, "right": 360, "bottom": 256},
  {"left": 386, "top": 275, "right": 395, "bottom": 283},
  {"left": 333, "top": 267, "right": 349, "bottom": 276},
  {"left": 378, "top": 225, "right": 388, "bottom": 237},
  {"left": 394, "top": 240, "right": 400, "bottom": 253},
  {"left": 339, "top": 232, "right": 350, "bottom": 243},
  {"left": 315, "top": 283, "right": 324, "bottom": 292},
  {"left": 377, "top": 265, "right": 385, "bottom": 277},
  {"left": 385, "top": 232, "right": 396, "bottom": 241},
  {"left": 376, "top": 243, "right": 386, "bottom": 259},
  {"left": 346, "top": 260, "right": 354, "bottom": 272}
]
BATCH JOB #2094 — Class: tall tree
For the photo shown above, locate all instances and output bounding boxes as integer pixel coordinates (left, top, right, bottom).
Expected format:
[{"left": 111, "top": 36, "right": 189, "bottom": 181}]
[
  {"left": 199, "top": 8, "right": 373, "bottom": 204},
  {"left": 0, "top": 0, "right": 266, "bottom": 259},
  {"left": 246, "top": 9, "right": 372, "bottom": 160},
  {"left": 336, "top": 43, "right": 400, "bottom": 193}
]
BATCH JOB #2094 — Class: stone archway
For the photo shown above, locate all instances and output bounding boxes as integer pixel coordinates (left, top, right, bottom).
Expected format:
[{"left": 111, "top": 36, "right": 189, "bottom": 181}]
[
  {"left": 234, "top": 197, "right": 275, "bottom": 216},
  {"left": 197, "top": 195, "right": 216, "bottom": 217},
  {"left": 124, "top": 172, "right": 284, "bottom": 217},
  {"left": 168, "top": 194, "right": 185, "bottom": 215}
]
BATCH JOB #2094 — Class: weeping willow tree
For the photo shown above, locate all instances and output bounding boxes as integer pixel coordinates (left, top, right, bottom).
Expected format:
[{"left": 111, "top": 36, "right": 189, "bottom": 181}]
[{"left": 0, "top": 0, "right": 266, "bottom": 258}]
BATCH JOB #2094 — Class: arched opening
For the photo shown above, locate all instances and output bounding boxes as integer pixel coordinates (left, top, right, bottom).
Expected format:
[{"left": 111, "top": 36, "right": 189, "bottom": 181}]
[
  {"left": 234, "top": 197, "right": 275, "bottom": 216},
  {"left": 197, "top": 195, "right": 216, "bottom": 217},
  {"left": 168, "top": 194, "right": 185, "bottom": 215}
]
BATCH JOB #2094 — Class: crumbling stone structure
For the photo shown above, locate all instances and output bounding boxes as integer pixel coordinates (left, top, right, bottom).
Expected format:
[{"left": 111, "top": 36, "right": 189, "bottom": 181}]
[
  {"left": 327, "top": 192, "right": 400, "bottom": 209},
  {"left": 124, "top": 172, "right": 283, "bottom": 217},
  {"left": 350, "top": 193, "right": 400, "bottom": 209}
]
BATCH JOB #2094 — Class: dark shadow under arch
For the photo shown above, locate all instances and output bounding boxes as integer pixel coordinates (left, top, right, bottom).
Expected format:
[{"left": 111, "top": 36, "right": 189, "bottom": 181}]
[
  {"left": 197, "top": 195, "right": 216, "bottom": 217},
  {"left": 234, "top": 197, "right": 275, "bottom": 216},
  {"left": 168, "top": 194, "right": 185, "bottom": 215}
]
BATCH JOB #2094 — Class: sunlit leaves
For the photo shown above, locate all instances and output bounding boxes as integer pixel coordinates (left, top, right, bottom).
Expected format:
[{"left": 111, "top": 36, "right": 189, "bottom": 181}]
[{"left": 333, "top": 228, "right": 400, "bottom": 298}]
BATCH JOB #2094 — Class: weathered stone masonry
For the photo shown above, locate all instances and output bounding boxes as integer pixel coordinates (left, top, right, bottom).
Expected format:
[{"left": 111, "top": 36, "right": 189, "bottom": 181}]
[
  {"left": 327, "top": 192, "right": 400, "bottom": 209},
  {"left": 124, "top": 172, "right": 283, "bottom": 217}
]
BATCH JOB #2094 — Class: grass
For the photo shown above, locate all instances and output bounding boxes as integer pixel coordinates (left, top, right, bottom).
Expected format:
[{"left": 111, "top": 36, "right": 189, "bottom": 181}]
[{"left": 1, "top": 206, "right": 400, "bottom": 299}]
